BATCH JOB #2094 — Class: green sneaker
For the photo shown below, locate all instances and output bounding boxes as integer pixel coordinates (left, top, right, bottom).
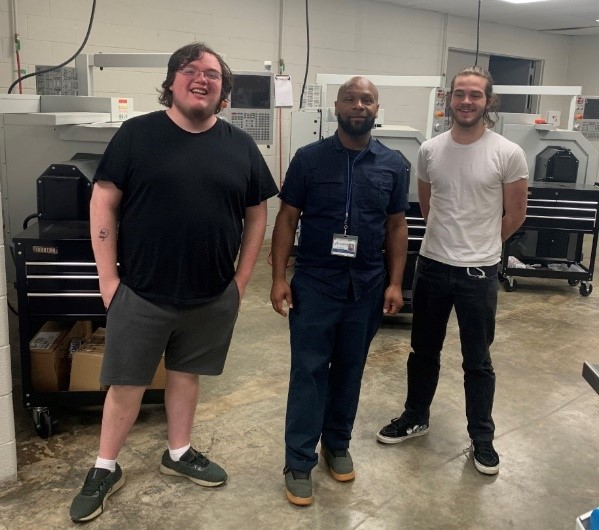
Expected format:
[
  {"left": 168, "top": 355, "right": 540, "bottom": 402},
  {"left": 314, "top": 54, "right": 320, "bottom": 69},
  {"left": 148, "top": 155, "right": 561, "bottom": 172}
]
[
  {"left": 69, "top": 464, "right": 125, "bottom": 522},
  {"left": 284, "top": 468, "right": 313, "bottom": 506},
  {"left": 160, "top": 447, "right": 227, "bottom": 486},
  {"left": 321, "top": 445, "right": 355, "bottom": 482}
]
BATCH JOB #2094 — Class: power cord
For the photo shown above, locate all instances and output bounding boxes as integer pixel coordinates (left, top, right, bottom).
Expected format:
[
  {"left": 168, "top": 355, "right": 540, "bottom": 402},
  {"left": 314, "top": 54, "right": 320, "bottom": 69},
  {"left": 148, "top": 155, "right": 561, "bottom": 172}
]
[
  {"left": 474, "top": 0, "right": 482, "bottom": 66},
  {"left": 298, "top": 0, "right": 310, "bottom": 109},
  {"left": 8, "top": 0, "right": 97, "bottom": 94}
]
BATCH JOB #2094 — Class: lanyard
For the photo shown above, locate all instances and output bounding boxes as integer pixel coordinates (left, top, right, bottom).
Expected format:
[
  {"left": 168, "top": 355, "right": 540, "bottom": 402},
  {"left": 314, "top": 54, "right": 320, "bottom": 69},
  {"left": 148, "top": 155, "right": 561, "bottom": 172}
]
[{"left": 344, "top": 149, "right": 365, "bottom": 235}]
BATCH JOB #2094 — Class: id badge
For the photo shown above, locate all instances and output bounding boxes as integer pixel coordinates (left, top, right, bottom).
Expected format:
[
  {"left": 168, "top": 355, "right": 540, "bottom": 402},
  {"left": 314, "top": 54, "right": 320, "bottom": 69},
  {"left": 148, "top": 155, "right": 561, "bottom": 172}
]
[{"left": 331, "top": 234, "right": 358, "bottom": 258}]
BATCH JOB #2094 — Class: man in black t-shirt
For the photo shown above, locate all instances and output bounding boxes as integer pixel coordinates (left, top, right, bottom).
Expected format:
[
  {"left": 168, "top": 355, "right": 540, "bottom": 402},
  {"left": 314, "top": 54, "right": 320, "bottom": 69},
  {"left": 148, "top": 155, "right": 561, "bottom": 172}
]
[{"left": 70, "top": 42, "right": 278, "bottom": 523}]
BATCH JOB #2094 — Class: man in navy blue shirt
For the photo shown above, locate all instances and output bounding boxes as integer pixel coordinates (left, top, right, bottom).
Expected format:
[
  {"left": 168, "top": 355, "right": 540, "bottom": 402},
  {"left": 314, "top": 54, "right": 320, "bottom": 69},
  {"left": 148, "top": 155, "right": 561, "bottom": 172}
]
[{"left": 270, "top": 76, "right": 409, "bottom": 506}]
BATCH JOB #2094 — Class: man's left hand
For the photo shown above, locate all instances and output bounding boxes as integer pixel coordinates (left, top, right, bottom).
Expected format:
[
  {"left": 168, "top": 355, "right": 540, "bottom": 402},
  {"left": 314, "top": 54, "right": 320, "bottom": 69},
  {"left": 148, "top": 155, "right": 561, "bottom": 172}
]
[{"left": 383, "top": 285, "right": 404, "bottom": 316}]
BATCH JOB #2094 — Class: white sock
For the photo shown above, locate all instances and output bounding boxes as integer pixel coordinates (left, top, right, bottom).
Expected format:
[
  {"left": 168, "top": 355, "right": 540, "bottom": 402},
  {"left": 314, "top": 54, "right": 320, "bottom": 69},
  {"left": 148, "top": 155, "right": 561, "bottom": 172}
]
[
  {"left": 169, "top": 443, "right": 191, "bottom": 462},
  {"left": 95, "top": 456, "right": 117, "bottom": 472}
]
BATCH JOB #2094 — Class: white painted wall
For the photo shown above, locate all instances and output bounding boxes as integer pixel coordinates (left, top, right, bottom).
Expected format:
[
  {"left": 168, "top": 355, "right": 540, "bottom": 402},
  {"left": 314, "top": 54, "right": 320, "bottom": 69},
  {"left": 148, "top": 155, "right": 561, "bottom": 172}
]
[
  {"left": 566, "top": 35, "right": 599, "bottom": 95},
  {"left": 0, "top": 188, "right": 16, "bottom": 484}
]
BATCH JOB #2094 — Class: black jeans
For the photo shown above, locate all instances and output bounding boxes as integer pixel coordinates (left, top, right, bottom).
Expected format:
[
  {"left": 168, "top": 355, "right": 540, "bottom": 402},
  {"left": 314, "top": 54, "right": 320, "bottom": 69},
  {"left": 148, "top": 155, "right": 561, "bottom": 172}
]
[{"left": 405, "top": 256, "right": 498, "bottom": 441}]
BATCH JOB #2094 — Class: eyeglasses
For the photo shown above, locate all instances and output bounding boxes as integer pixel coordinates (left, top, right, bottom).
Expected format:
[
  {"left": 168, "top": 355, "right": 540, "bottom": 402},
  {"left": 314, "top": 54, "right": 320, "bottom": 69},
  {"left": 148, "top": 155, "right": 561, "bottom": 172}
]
[{"left": 178, "top": 67, "right": 222, "bottom": 81}]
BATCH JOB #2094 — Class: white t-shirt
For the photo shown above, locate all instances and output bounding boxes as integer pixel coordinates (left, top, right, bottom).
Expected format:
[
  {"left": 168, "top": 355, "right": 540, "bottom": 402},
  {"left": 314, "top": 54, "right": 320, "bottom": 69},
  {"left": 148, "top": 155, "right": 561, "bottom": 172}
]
[{"left": 417, "top": 128, "right": 528, "bottom": 267}]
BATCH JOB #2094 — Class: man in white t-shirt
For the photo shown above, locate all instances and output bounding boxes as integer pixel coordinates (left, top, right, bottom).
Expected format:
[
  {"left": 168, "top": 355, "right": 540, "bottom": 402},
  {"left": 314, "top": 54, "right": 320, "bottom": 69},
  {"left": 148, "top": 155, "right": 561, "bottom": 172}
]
[{"left": 377, "top": 66, "right": 528, "bottom": 475}]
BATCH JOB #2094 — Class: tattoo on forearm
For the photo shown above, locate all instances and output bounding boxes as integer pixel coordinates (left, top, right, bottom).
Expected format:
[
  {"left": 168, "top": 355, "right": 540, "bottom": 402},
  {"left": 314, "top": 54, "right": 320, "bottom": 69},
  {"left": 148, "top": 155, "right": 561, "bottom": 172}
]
[{"left": 99, "top": 229, "right": 109, "bottom": 241}]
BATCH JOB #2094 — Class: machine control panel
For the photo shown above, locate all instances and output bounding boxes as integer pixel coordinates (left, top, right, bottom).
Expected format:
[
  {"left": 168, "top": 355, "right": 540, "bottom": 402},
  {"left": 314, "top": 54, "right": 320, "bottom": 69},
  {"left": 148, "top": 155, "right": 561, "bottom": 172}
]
[
  {"left": 220, "top": 71, "right": 275, "bottom": 145},
  {"left": 573, "top": 96, "right": 599, "bottom": 139},
  {"left": 229, "top": 111, "right": 272, "bottom": 143},
  {"left": 431, "top": 87, "right": 450, "bottom": 137}
]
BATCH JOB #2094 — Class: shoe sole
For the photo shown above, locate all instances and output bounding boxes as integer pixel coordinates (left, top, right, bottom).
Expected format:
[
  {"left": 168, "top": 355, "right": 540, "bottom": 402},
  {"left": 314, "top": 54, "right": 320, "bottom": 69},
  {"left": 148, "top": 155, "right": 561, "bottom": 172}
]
[
  {"left": 285, "top": 488, "right": 313, "bottom": 506},
  {"left": 320, "top": 449, "right": 355, "bottom": 482},
  {"left": 71, "top": 474, "right": 126, "bottom": 522},
  {"left": 328, "top": 468, "right": 355, "bottom": 482},
  {"left": 376, "top": 428, "right": 429, "bottom": 444},
  {"left": 160, "top": 464, "right": 227, "bottom": 487},
  {"left": 474, "top": 459, "right": 500, "bottom": 475}
]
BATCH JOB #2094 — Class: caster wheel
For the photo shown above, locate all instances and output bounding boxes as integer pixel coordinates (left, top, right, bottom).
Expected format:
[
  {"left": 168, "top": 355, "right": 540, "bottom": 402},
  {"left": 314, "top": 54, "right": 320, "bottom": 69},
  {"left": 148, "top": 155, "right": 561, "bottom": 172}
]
[
  {"left": 580, "top": 283, "right": 593, "bottom": 297},
  {"left": 504, "top": 279, "right": 517, "bottom": 292},
  {"left": 33, "top": 409, "right": 53, "bottom": 439},
  {"left": 568, "top": 279, "right": 579, "bottom": 286}
]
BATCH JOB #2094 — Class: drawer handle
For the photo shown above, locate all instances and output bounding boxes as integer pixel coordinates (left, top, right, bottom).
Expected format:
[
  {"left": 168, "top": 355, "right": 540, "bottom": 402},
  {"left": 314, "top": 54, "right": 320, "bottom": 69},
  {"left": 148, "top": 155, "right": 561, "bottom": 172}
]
[
  {"left": 25, "top": 262, "right": 97, "bottom": 266},
  {"left": 26, "top": 275, "right": 99, "bottom": 280},
  {"left": 27, "top": 293, "right": 102, "bottom": 297}
]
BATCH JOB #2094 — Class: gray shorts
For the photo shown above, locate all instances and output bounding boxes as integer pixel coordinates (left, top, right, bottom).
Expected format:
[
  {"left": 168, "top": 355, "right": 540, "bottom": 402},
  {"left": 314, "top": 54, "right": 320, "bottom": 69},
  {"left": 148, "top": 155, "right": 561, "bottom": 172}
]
[{"left": 100, "top": 281, "right": 239, "bottom": 386}]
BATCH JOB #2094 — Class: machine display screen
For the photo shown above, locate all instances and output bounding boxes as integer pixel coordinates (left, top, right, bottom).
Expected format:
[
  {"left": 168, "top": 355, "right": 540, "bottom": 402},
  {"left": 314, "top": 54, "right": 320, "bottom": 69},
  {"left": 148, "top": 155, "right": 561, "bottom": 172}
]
[
  {"left": 231, "top": 75, "right": 271, "bottom": 109},
  {"left": 583, "top": 98, "right": 599, "bottom": 119}
]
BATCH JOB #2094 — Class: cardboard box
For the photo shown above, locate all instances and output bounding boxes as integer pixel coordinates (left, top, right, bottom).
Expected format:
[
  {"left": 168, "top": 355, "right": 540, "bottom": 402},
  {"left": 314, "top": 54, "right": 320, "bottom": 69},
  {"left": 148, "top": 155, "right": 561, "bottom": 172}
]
[
  {"left": 68, "top": 346, "right": 105, "bottom": 391},
  {"left": 69, "top": 328, "right": 167, "bottom": 391},
  {"left": 30, "top": 321, "right": 93, "bottom": 391},
  {"left": 149, "top": 357, "right": 167, "bottom": 389}
]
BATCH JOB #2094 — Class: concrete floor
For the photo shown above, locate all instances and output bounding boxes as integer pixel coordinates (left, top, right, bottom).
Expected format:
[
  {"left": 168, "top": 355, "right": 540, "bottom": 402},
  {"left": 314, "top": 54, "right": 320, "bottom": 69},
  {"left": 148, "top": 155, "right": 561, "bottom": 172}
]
[{"left": 1, "top": 246, "right": 598, "bottom": 529}]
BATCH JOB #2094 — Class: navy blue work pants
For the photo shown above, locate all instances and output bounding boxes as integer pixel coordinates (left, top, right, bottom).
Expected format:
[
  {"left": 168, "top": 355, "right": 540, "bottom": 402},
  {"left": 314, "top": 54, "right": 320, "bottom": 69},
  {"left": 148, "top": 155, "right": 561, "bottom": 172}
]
[
  {"left": 285, "top": 273, "right": 384, "bottom": 472},
  {"left": 405, "top": 256, "right": 498, "bottom": 441}
]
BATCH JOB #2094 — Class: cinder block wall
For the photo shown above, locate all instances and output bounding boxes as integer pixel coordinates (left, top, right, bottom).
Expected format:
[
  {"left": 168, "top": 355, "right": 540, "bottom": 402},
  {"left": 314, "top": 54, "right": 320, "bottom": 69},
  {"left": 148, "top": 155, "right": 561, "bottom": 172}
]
[{"left": 0, "top": 188, "right": 17, "bottom": 484}]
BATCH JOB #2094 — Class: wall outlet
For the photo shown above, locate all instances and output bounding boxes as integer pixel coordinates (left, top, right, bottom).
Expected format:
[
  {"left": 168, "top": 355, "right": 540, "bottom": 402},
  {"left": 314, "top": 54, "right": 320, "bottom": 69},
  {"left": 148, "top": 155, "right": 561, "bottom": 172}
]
[{"left": 545, "top": 110, "right": 561, "bottom": 126}]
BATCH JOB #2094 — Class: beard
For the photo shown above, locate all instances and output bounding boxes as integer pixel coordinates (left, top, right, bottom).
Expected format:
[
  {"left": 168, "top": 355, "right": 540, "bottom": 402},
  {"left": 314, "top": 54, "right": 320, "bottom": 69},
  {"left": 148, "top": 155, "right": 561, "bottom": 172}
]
[
  {"left": 451, "top": 107, "right": 486, "bottom": 128},
  {"left": 337, "top": 114, "right": 375, "bottom": 137},
  {"left": 172, "top": 97, "right": 219, "bottom": 123}
]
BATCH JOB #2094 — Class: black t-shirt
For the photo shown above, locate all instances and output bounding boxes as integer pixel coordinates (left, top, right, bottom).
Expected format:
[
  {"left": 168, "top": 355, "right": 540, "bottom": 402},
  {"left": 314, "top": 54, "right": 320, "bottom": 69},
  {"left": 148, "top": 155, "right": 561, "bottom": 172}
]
[{"left": 94, "top": 111, "right": 278, "bottom": 305}]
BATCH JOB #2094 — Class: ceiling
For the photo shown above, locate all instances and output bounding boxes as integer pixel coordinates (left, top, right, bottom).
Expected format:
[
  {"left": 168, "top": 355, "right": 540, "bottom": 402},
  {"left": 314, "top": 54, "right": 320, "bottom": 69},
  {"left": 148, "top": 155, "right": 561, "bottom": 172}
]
[{"left": 375, "top": 0, "right": 599, "bottom": 36}]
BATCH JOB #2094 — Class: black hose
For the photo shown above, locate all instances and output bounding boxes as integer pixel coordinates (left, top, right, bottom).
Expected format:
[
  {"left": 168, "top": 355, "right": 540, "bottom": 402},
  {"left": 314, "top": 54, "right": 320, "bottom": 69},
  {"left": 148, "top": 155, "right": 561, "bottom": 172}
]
[
  {"left": 474, "top": 0, "right": 482, "bottom": 66},
  {"left": 8, "top": 0, "right": 97, "bottom": 94},
  {"left": 298, "top": 0, "right": 310, "bottom": 109}
]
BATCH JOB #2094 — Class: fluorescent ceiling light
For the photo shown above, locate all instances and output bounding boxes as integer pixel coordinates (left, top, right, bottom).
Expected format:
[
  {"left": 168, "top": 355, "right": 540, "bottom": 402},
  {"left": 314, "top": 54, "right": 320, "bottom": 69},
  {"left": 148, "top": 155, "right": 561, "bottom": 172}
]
[{"left": 499, "top": 0, "right": 551, "bottom": 4}]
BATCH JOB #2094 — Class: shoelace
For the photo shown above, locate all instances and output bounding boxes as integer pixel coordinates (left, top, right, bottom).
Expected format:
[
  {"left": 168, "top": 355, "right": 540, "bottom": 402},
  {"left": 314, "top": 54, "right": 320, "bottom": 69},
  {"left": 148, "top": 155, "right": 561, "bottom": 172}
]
[
  {"left": 464, "top": 441, "right": 496, "bottom": 461},
  {"left": 186, "top": 448, "right": 210, "bottom": 468},
  {"left": 474, "top": 441, "right": 495, "bottom": 459},
  {"left": 389, "top": 417, "right": 410, "bottom": 432},
  {"left": 81, "top": 470, "right": 111, "bottom": 495}
]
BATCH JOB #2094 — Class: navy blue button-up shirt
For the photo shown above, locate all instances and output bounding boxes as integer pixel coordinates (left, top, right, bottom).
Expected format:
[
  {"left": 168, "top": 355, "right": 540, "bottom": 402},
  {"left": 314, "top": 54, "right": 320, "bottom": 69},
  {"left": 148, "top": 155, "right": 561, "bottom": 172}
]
[{"left": 280, "top": 132, "right": 409, "bottom": 300}]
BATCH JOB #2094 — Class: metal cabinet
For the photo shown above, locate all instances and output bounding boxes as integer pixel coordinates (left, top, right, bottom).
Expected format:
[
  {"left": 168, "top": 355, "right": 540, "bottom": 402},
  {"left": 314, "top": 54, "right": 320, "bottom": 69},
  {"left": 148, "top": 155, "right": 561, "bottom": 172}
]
[
  {"left": 383, "top": 197, "right": 423, "bottom": 314},
  {"left": 13, "top": 221, "right": 164, "bottom": 437},
  {"left": 501, "top": 183, "right": 599, "bottom": 296},
  {"left": 402, "top": 198, "right": 425, "bottom": 311},
  {"left": 582, "top": 362, "right": 599, "bottom": 395}
]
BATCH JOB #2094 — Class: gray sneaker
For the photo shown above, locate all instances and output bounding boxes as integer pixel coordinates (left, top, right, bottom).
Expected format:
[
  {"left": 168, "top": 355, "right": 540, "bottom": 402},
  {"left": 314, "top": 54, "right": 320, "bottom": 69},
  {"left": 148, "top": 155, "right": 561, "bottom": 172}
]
[
  {"left": 69, "top": 464, "right": 125, "bottom": 522},
  {"left": 284, "top": 468, "right": 313, "bottom": 506},
  {"left": 160, "top": 447, "right": 227, "bottom": 486},
  {"left": 321, "top": 445, "right": 355, "bottom": 482}
]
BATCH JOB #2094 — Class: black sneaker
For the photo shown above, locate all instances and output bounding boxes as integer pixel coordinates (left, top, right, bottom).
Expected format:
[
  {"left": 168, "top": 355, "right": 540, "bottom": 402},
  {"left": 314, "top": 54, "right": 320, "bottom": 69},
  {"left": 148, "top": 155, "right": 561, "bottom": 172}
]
[
  {"left": 284, "top": 468, "right": 313, "bottom": 506},
  {"left": 472, "top": 440, "right": 500, "bottom": 475},
  {"left": 69, "top": 464, "right": 125, "bottom": 522},
  {"left": 377, "top": 416, "right": 429, "bottom": 444},
  {"left": 160, "top": 447, "right": 227, "bottom": 486}
]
